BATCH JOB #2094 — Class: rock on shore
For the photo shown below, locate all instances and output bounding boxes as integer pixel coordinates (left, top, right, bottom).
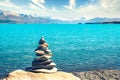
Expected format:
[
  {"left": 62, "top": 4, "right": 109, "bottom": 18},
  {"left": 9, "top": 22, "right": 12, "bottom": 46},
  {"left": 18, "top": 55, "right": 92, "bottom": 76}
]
[
  {"left": 72, "top": 70, "right": 120, "bottom": 80},
  {"left": 2, "top": 70, "right": 120, "bottom": 80},
  {"left": 2, "top": 70, "right": 79, "bottom": 80}
]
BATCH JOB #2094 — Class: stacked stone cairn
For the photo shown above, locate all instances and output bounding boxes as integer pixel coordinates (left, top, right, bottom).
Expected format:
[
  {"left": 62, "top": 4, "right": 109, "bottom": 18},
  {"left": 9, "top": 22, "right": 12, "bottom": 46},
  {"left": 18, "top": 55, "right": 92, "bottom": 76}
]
[{"left": 26, "top": 37, "right": 57, "bottom": 73}]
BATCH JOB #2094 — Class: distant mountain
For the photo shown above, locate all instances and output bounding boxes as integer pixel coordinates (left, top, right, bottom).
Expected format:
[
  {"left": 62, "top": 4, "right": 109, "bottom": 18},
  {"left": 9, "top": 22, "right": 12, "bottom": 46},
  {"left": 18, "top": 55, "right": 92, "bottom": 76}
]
[
  {"left": 0, "top": 10, "right": 19, "bottom": 17},
  {"left": 0, "top": 10, "right": 54, "bottom": 24},
  {"left": 85, "top": 17, "right": 120, "bottom": 24},
  {"left": 0, "top": 10, "right": 88, "bottom": 24},
  {"left": 0, "top": 10, "right": 81, "bottom": 24},
  {"left": 0, "top": 10, "right": 120, "bottom": 24}
]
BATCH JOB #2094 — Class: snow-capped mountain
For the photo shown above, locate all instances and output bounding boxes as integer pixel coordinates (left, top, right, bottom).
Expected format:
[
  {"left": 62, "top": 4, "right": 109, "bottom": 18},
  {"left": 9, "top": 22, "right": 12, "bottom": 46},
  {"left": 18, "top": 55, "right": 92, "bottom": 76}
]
[
  {"left": 0, "top": 10, "right": 80, "bottom": 24},
  {"left": 0, "top": 10, "right": 19, "bottom": 17},
  {"left": 0, "top": 10, "right": 120, "bottom": 24},
  {"left": 85, "top": 17, "right": 120, "bottom": 24},
  {"left": 0, "top": 10, "right": 52, "bottom": 24}
]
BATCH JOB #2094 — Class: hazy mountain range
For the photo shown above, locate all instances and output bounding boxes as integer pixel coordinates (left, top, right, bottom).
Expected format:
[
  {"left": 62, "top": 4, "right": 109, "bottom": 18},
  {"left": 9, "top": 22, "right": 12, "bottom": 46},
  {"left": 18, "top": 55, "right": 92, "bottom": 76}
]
[{"left": 0, "top": 10, "right": 120, "bottom": 24}]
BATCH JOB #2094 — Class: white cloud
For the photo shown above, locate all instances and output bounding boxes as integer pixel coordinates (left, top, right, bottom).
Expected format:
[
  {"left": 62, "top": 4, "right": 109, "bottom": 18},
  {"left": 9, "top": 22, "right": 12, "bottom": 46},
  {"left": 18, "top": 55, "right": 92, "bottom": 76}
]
[
  {"left": 27, "top": 3, "right": 47, "bottom": 16},
  {"left": 0, "top": 0, "right": 22, "bottom": 11},
  {"left": 29, "top": 3, "right": 40, "bottom": 10},
  {"left": 101, "top": 0, "right": 120, "bottom": 11},
  {"left": 39, "top": 0, "right": 45, "bottom": 4},
  {"left": 0, "top": 0, "right": 119, "bottom": 20},
  {"left": 77, "top": 0, "right": 120, "bottom": 19},
  {"left": 64, "top": 0, "right": 76, "bottom": 10},
  {"left": 52, "top": 6, "right": 57, "bottom": 12},
  {"left": 5, "top": 0, "right": 10, "bottom": 2},
  {"left": 63, "top": 0, "right": 120, "bottom": 19},
  {"left": 31, "top": 0, "right": 46, "bottom": 10}
]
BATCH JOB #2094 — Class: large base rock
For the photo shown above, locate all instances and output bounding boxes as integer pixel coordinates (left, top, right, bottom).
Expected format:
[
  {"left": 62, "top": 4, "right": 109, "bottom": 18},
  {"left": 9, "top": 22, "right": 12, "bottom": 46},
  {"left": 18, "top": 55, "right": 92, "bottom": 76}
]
[
  {"left": 2, "top": 70, "right": 79, "bottom": 80},
  {"left": 2, "top": 70, "right": 120, "bottom": 80}
]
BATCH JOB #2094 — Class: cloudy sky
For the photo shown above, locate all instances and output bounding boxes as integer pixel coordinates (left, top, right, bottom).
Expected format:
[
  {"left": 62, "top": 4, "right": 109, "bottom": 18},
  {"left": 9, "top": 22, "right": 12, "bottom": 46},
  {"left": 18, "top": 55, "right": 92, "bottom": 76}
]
[{"left": 0, "top": 0, "right": 120, "bottom": 20}]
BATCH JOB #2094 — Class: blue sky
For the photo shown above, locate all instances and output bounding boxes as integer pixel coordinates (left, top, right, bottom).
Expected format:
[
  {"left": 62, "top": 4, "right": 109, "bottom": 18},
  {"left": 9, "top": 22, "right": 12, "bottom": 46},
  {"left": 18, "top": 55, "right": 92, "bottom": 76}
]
[{"left": 0, "top": 0, "right": 120, "bottom": 20}]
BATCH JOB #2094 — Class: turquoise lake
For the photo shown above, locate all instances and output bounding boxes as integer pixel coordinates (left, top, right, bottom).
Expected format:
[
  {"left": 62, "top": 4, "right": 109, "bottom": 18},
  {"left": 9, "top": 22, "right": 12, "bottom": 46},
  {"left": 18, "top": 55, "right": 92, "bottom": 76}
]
[{"left": 0, "top": 24, "right": 120, "bottom": 78}]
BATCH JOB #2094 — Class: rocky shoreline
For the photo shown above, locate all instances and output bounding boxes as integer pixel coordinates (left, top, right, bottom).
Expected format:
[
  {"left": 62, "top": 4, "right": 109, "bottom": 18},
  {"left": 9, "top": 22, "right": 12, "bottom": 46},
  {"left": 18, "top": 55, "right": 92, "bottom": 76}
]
[
  {"left": 2, "top": 70, "right": 120, "bottom": 80},
  {"left": 72, "top": 70, "right": 120, "bottom": 80}
]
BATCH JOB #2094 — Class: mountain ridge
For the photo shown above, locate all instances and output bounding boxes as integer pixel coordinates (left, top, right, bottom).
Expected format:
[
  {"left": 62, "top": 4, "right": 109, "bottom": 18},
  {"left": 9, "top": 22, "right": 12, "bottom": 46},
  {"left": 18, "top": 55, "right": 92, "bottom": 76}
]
[{"left": 0, "top": 10, "right": 120, "bottom": 24}]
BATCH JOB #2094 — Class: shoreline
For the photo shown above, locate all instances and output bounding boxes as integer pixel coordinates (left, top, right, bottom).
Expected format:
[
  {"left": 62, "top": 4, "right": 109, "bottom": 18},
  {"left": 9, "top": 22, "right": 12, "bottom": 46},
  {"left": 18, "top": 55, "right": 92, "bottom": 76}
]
[{"left": 2, "top": 69, "right": 120, "bottom": 80}]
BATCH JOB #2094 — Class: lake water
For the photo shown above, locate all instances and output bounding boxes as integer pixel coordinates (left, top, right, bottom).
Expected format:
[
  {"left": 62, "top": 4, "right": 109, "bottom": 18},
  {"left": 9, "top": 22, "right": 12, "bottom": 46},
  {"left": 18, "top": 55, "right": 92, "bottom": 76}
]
[{"left": 0, "top": 24, "right": 120, "bottom": 78}]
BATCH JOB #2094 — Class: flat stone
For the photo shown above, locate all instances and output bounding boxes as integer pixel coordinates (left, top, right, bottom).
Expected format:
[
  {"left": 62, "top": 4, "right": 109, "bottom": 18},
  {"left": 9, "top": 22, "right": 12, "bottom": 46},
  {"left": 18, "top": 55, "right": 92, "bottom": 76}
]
[
  {"left": 35, "top": 57, "right": 48, "bottom": 61},
  {"left": 34, "top": 58, "right": 47, "bottom": 62},
  {"left": 40, "top": 55, "right": 52, "bottom": 59},
  {"left": 35, "top": 50, "right": 45, "bottom": 56},
  {"left": 29, "top": 67, "right": 58, "bottom": 73},
  {"left": 32, "top": 62, "right": 56, "bottom": 69},
  {"left": 45, "top": 49, "right": 52, "bottom": 53},
  {"left": 35, "top": 55, "right": 51, "bottom": 61},
  {"left": 32, "top": 60, "right": 53, "bottom": 66}
]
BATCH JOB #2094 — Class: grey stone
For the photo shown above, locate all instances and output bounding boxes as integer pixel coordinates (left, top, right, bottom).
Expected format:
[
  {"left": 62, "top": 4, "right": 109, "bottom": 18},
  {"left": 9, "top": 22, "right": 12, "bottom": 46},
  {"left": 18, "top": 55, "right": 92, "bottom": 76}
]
[
  {"left": 72, "top": 70, "right": 120, "bottom": 80},
  {"left": 32, "top": 60, "right": 53, "bottom": 66},
  {"left": 32, "top": 62, "right": 56, "bottom": 69}
]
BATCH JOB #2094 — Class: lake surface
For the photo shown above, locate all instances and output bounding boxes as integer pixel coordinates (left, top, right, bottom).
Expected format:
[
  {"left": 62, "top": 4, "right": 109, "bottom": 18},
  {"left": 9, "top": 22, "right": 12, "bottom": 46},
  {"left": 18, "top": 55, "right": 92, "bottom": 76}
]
[{"left": 0, "top": 24, "right": 120, "bottom": 78}]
